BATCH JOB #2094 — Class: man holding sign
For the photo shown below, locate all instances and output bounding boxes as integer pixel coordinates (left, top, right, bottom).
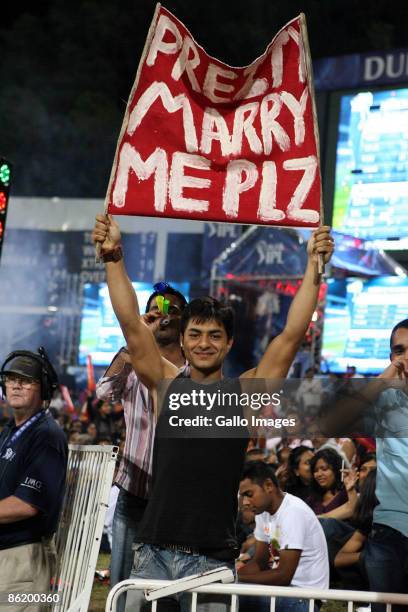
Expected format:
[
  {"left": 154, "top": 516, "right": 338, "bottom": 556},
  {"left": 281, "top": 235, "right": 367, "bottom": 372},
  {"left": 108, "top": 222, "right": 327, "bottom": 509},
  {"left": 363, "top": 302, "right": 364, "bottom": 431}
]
[
  {"left": 92, "top": 214, "right": 333, "bottom": 611},
  {"left": 95, "top": 5, "right": 330, "bottom": 609}
]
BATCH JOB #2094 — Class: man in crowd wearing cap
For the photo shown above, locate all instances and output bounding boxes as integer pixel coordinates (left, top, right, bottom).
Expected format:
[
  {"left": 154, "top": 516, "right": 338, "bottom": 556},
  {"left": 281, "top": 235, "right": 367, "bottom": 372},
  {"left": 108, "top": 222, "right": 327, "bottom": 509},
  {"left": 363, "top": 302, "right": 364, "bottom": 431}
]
[
  {"left": 0, "top": 348, "right": 67, "bottom": 610},
  {"left": 96, "top": 283, "right": 187, "bottom": 612}
]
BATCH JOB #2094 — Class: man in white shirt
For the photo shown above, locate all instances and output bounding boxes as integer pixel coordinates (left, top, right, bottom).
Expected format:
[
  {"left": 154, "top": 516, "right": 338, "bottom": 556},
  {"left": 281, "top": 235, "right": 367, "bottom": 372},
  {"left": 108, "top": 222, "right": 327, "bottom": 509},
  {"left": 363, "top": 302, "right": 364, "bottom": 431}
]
[{"left": 238, "top": 461, "right": 329, "bottom": 612}]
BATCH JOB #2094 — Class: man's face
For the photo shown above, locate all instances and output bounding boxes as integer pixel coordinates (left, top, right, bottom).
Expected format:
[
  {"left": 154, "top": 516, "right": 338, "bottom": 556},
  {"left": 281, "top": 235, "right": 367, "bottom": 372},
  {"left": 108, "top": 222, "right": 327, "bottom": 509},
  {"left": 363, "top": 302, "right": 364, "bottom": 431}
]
[
  {"left": 148, "top": 293, "right": 184, "bottom": 345},
  {"left": 87, "top": 423, "right": 97, "bottom": 437},
  {"left": 308, "top": 423, "right": 327, "bottom": 449},
  {"left": 181, "top": 318, "right": 232, "bottom": 374},
  {"left": 4, "top": 374, "right": 42, "bottom": 413},
  {"left": 390, "top": 328, "right": 408, "bottom": 366},
  {"left": 239, "top": 478, "right": 273, "bottom": 514}
]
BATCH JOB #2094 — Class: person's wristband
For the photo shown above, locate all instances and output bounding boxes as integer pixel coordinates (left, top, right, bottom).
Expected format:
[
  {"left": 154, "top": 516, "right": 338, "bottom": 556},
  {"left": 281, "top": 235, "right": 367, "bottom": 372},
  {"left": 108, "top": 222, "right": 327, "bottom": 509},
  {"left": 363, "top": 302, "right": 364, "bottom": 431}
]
[{"left": 102, "top": 244, "right": 123, "bottom": 263}]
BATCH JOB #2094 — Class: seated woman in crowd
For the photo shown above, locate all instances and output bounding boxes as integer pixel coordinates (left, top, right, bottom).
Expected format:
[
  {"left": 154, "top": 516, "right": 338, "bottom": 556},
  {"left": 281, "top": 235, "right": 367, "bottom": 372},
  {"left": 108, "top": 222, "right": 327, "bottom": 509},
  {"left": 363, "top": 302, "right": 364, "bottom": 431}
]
[
  {"left": 284, "top": 445, "right": 314, "bottom": 501},
  {"left": 307, "top": 448, "right": 357, "bottom": 515},
  {"left": 358, "top": 452, "right": 376, "bottom": 487},
  {"left": 334, "top": 469, "right": 378, "bottom": 571}
]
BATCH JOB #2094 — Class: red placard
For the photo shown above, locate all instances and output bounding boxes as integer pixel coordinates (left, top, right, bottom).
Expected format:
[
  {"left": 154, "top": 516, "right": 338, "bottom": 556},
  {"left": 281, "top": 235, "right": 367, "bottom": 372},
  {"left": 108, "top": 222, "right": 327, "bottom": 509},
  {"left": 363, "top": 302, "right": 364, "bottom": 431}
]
[{"left": 106, "top": 5, "right": 322, "bottom": 227}]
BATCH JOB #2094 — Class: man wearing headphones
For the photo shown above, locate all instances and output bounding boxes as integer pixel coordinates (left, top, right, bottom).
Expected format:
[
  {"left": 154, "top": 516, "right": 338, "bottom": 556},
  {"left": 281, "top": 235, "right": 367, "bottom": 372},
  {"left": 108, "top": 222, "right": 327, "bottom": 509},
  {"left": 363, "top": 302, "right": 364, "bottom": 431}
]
[{"left": 0, "top": 348, "right": 67, "bottom": 608}]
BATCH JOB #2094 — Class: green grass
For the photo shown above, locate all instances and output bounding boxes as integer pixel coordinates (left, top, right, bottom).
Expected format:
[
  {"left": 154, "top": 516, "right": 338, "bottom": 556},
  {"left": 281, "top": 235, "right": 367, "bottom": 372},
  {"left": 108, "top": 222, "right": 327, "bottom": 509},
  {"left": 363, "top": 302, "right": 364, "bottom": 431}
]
[
  {"left": 322, "top": 603, "right": 347, "bottom": 611},
  {"left": 89, "top": 553, "right": 110, "bottom": 612},
  {"left": 89, "top": 554, "right": 349, "bottom": 611}
]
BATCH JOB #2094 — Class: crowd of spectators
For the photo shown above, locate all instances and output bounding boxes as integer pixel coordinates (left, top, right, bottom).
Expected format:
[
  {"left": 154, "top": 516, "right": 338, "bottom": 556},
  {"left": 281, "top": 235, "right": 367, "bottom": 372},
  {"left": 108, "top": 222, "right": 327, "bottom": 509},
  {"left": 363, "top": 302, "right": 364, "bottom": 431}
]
[
  {"left": 236, "top": 366, "right": 380, "bottom": 596},
  {"left": 0, "top": 365, "right": 383, "bottom": 596},
  {"left": 0, "top": 388, "right": 125, "bottom": 448}
]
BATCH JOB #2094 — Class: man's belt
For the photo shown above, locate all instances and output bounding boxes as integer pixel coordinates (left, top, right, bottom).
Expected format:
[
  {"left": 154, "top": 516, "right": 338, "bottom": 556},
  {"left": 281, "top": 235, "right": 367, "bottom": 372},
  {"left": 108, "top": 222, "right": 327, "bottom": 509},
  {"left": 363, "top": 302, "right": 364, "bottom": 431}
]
[{"left": 159, "top": 543, "right": 238, "bottom": 561}]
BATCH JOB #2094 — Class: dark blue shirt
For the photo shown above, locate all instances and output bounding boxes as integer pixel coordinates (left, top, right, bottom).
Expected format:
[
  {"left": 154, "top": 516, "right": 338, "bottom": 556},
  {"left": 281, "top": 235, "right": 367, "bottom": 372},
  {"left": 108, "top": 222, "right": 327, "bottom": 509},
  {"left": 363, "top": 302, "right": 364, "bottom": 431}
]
[{"left": 0, "top": 410, "right": 68, "bottom": 549}]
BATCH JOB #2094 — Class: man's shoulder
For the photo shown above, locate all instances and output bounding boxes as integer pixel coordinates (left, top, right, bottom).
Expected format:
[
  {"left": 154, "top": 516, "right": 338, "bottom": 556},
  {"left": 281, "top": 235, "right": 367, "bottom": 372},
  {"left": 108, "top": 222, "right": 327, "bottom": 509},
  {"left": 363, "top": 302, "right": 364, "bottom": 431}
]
[
  {"left": 31, "top": 412, "right": 68, "bottom": 453},
  {"left": 376, "top": 386, "right": 408, "bottom": 405},
  {"left": 280, "top": 493, "right": 316, "bottom": 522},
  {"left": 281, "top": 492, "right": 304, "bottom": 511},
  {"left": 258, "top": 496, "right": 309, "bottom": 531}
]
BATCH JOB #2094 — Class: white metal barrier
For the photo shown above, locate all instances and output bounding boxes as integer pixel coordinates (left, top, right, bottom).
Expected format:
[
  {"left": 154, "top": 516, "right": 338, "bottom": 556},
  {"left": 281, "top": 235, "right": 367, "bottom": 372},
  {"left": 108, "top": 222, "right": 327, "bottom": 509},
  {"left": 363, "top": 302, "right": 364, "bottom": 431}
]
[
  {"left": 106, "top": 579, "right": 408, "bottom": 612},
  {"left": 52, "top": 444, "right": 118, "bottom": 612}
]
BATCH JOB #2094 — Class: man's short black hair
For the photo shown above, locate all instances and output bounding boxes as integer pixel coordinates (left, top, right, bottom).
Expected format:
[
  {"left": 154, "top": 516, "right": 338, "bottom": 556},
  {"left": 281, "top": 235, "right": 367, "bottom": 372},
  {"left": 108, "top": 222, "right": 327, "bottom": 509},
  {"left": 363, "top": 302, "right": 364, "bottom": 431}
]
[
  {"left": 146, "top": 285, "right": 187, "bottom": 313},
  {"left": 390, "top": 319, "right": 408, "bottom": 349},
  {"left": 241, "top": 460, "right": 279, "bottom": 488},
  {"left": 180, "top": 297, "right": 234, "bottom": 340}
]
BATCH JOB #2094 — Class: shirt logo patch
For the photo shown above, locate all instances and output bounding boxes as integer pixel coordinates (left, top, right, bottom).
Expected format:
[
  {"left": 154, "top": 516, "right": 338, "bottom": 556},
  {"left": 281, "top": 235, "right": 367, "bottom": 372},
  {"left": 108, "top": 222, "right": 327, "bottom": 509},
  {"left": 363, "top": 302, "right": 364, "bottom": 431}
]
[
  {"left": 22, "top": 477, "right": 43, "bottom": 491},
  {"left": 2, "top": 448, "right": 16, "bottom": 461}
]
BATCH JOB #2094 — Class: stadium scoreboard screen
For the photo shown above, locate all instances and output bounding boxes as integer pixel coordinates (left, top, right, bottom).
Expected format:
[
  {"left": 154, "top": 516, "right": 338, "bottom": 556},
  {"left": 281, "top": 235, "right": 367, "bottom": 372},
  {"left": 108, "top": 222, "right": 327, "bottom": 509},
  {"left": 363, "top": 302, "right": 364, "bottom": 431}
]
[
  {"left": 325, "top": 86, "right": 408, "bottom": 248},
  {"left": 322, "top": 276, "right": 408, "bottom": 374},
  {"left": 78, "top": 281, "right": 190, "bottom": 366}
]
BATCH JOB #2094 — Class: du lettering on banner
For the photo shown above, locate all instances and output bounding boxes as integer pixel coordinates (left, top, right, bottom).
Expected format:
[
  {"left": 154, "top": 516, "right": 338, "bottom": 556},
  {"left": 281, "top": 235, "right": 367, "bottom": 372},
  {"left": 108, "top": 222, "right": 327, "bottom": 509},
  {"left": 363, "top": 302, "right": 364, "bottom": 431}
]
[{"left": 106, "top": 4, "right": 322, "bottom": 227}]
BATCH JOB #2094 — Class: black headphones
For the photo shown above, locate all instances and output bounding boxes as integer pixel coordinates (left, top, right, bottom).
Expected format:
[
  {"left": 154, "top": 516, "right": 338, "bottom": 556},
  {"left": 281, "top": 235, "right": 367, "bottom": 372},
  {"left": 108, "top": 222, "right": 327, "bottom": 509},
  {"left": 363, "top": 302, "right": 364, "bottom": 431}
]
[{"left": 0, "top": 347, "right": 59, "bottom": 402}]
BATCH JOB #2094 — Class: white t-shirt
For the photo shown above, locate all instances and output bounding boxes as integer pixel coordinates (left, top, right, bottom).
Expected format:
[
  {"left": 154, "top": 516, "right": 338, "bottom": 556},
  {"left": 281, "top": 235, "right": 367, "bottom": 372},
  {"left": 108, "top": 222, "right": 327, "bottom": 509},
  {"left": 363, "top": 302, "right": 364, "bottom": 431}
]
[{"left": 254, "top": 493, "right": 329, "bottom": 589}]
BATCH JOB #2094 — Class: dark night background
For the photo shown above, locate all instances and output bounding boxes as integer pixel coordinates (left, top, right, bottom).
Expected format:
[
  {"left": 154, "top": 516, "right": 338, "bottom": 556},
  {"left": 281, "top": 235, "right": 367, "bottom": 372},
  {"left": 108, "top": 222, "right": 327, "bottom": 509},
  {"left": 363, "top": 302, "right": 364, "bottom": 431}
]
[{"left": 1, "top": 0, "right": 408, "bottom": 198}]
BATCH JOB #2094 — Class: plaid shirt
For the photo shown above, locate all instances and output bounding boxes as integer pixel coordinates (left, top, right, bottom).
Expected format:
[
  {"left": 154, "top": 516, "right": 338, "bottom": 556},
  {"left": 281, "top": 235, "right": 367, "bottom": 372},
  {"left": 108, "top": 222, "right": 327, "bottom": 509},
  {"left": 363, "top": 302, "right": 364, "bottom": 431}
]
[{"left": 96, "top": 351, "right": 187, "bottom": 499}]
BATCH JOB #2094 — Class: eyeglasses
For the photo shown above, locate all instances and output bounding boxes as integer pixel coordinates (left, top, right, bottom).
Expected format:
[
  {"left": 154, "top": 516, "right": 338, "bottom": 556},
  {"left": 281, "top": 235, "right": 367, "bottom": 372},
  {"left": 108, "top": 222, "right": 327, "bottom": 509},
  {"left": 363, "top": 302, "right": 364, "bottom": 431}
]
[{"left": 4, "top": 375, "right": 39, "bottom": 388}]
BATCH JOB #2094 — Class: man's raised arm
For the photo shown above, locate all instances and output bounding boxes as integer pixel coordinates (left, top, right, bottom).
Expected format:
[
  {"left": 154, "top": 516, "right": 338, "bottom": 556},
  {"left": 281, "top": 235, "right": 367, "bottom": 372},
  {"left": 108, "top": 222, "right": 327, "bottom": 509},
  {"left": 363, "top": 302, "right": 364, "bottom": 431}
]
[
  {"left": 92, "top": 215, "right": 168, "bottom": 389},
  {"left": 247, "top": 226, "right": 334, "bottom": 379}
]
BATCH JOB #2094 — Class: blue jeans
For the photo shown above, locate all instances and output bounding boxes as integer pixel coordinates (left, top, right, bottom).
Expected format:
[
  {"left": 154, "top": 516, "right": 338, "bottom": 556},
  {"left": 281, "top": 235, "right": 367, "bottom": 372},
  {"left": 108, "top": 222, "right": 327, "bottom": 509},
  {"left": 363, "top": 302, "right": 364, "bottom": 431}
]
[
  {"left": 240, "top": 595, "right": 319, "bottom": 612},
  {"left": 124, "top": 544, "right": 235, "bottom": 612},
  {"left": 111, "top": 489, "right": 148, "bottom": 612},
  {"left": 363, "top": 523, "right": 408, "bottom": 612},
  {"left": 318, "top": 518, "right": 354, "bottom": 542}
]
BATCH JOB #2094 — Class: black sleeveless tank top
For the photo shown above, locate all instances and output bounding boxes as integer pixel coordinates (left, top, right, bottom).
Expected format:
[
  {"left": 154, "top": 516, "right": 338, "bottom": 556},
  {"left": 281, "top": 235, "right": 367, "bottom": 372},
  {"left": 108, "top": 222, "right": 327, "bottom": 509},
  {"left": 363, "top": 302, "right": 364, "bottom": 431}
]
[{"left": 137, "top": 375, "right": 248, "bottom": 550}]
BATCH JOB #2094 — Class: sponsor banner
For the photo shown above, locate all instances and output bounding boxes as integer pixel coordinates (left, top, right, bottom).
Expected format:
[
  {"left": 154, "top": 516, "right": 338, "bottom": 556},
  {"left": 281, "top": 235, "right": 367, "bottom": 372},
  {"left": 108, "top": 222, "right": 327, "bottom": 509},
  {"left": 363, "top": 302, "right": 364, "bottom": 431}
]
[
  {"left": 200, "top": 222, "right": 242, "bottom": 282},
  {"left": 213, "top": 226, "right": 307, "bottom": 278},
  {"left": 314, "top": 48, "right": 408, "bottom": 91}
]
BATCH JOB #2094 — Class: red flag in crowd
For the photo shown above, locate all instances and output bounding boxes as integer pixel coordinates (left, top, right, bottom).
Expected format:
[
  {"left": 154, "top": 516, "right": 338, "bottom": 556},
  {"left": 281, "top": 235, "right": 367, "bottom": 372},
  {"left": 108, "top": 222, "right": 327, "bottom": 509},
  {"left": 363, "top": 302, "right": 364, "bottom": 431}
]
[
  {"left": 61, "top": 385, "right": 76, "bottom": 414},
  {"left": 86, "top": 354, "right": 96, "bottom": 392}
]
